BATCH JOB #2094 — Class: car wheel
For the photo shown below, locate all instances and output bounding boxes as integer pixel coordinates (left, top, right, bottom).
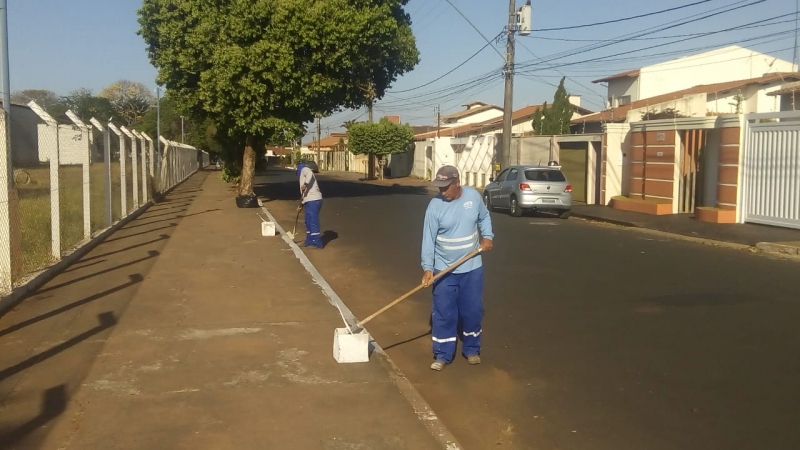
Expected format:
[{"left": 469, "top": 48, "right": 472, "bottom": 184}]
[
  {"left": 483, "top": 192, "right": 494, "bottom": 212},
  {"left": 510, "top": 196, "right": 522, "bottom": 217},
  {"left": 559, "top": 209, "right": 571, "bottom": 219}
]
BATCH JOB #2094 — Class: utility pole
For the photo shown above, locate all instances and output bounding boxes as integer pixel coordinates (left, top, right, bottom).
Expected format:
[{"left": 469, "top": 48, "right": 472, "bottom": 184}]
[
  {"left": 434, "top": 105, "right": 441, "bottom": 178},
  {"left": 500, "top": 0, "right": 517, "bottom": 170},
  {"left": 0, "top": 0, "right": 12, "bottom": 294},
  {"left": 367, "top": 82, "right": 375, "bottom": 123},
  {"left": 316, "top": 113, "right": 321, "bottom": 165},
  {"left": 180, "top": 116, "right": 184, "bottom": 143}
]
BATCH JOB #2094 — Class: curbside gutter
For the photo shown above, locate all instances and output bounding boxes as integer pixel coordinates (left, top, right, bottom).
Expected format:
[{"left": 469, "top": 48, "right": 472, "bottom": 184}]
[{"left": 258, "top": 199, "right": 463, "bottom": 450}]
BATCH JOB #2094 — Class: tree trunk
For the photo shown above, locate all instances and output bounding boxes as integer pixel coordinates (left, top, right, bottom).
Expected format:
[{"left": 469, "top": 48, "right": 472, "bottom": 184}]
[
  {"left": 239, "top": 137, "right": 256, "bottom": 196},
  {"left": 367, "top": 154, "right": 376, "bottom": 180}
]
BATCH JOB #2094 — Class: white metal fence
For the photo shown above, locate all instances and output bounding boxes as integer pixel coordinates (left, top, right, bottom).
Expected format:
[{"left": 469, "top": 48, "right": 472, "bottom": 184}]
[
  {"left": 0, "top": 100, "right": 209, "bottom": 294},
  {"left": 741, "top": 111, "right": 800, "bottom": 229}
]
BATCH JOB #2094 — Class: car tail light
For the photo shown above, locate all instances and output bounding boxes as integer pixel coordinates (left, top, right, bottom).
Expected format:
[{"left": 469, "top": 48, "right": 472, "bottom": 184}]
[
  {"left": 519, "top": 183, "right": 531, "bottom": 191},
  {"left": 564, "top": 185, "right": 572, "bottom": 193}
]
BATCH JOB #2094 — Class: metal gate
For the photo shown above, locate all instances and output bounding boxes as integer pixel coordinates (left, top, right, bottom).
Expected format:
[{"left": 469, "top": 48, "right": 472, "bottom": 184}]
[
  {"left": 741, "top": 112, "right": 800, "bottom": 229},
  {"left": 677, "top": 129, "right": 707, "bottom": 213}
]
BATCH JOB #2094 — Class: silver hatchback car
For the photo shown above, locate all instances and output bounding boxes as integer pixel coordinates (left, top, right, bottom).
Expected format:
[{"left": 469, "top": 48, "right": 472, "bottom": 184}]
[{"left": 483, "top": 165, "right": 573, "bottom": 218}]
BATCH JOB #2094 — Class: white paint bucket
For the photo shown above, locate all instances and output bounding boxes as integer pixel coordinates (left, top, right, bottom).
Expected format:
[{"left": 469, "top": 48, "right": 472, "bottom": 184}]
[
  {"left": 261, "top": 221, "right": 275, "bottom": 237},
  {"left": 333, "top": 328, "right": 370, "bottom": 363}
]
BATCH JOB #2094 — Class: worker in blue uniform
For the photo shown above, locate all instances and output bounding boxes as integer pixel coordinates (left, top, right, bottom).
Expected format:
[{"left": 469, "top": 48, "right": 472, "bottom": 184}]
[
  {"left": 421, "top": 165, "right": 494, "bottom": 371},
  {"left": 296, "top": 162, "right": 324, "bottom": 249}
]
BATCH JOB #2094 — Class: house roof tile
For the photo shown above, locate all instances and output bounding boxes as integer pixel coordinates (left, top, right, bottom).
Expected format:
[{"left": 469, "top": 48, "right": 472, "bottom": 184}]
[{"left": 591, "top": 69, "right": 640, "bottom": 84}]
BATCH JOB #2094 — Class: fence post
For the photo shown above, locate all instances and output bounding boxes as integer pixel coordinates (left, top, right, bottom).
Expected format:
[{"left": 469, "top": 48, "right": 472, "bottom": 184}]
[
  {"left": 159, "top": 136, "right": 170, "bottom": 192},
  {"left": 120, "top": 127, "right": 138, "bottom": 210},
  {"left": 107, "top": 123, "right": 125, "bottom": 216},
  {"left": 66, "top": 111, "right": 91, "bottom": 239},
  {"left": 142, "top": 132, "right": 155, "bottom": 197},
  {"left": 28, "top": 101, "right": 60, "bottom": 259},
  {"left": 132, "top": 130, "right": 147, "bottom": 203},
  {"left": 90, "top": 118, "right": 112, "bottom": 227},
  {"left": 0, "top": 108, "right": 10, "bottom": 293}
]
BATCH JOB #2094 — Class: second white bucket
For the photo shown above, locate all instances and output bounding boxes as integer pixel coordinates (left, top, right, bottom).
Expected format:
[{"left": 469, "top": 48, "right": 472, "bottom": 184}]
[{"left": 261, "top": 221, "right": 276, "bottom": 237}]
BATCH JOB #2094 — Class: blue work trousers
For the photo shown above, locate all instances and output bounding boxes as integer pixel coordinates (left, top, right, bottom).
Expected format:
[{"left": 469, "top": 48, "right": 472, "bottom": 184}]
[
  {"left": 304, "top": 200, "right": 323, "bottom": 248},
  {"left": 431, "top": 266, "right": 484, "bottom": 363}
]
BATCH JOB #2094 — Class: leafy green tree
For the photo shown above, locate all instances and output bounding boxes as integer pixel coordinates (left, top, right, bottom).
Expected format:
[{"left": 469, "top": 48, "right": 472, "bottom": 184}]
[
  {"left": 138, "top": 0, "right": 419, "bottom": 196},
  {"left": 348, "top": 118, "right": 414, "bottom": 179},
  {"left": 531, "top": 77, "right": 573, "bottom": 135},
  {"left": 58, "top": 88, "right": 114, "bottom": 124}
]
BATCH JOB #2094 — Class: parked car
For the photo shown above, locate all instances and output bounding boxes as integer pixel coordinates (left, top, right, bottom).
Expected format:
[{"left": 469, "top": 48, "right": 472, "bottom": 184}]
[
  {"left": 303, "top": 160, "right": 319, "bottom": 173},
  {"left": 483, "top": 165, "right": 572, "bottom": 218}
]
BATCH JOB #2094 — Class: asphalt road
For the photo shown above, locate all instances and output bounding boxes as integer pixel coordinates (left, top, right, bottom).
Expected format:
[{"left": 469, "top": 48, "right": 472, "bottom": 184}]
[{"left": 257, "top": 168, "right": 800, "bottom": 450}]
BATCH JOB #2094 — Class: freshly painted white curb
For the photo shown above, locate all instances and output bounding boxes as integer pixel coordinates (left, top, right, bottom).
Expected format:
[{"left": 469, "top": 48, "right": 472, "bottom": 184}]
[{"left": 258, "top": 199, "right": 463, "bottom": 450}]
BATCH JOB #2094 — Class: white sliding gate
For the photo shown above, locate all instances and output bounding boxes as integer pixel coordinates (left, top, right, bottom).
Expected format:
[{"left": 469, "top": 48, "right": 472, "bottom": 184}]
[{"left": 741, "top": 111, "right": 800, "bottom": 229}]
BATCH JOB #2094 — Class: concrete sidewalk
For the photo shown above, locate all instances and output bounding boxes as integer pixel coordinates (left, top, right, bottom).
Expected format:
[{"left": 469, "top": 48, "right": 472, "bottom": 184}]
[{"left": 0, "top": 170, "right": 451, "bottom": 449}]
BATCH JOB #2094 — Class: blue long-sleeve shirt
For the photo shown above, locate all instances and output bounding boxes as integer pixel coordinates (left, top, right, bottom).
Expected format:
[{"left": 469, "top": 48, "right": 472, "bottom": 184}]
[{"left": 421, "top": 186, "right": 494, "bottom": 274}]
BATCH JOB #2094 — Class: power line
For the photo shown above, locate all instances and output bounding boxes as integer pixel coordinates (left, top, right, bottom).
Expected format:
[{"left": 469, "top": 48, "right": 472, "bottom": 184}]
[
  {"left": 390, "top": 36, "right": 500, "bottom": 94},
  {"left": 442, "top": 0, "right": 505, "bottom": 60},
  {"left": 532, "top": 0, "right": 713, "bottom": 32},
  {"left": 517, "top": 1, "right": 770, "bottom": 72},
  {"left": 516, "top": 0, "right": 761, "bottom": 69},
  {"left": 524, "top": 17, "right": 797, "bottom": 42}
]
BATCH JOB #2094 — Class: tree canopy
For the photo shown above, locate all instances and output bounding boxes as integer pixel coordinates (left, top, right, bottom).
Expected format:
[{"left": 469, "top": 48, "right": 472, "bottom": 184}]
[
  {"left": 531, "top": 77, "right": 573, "bottom": 135},
  {"left": 138, "top": 0, "right": 419, "bottom": 195},
  {"left": 99, "top": 80, "right": 156, "bottom": 127},
  {"left": 348, "top": 117, "right": 414, "bottom": 157}
]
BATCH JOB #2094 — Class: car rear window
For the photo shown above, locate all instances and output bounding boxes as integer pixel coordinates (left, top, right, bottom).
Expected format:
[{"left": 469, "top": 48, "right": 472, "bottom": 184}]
[{"left": 525, "top": 170, "right": 566, "bottom": 182}]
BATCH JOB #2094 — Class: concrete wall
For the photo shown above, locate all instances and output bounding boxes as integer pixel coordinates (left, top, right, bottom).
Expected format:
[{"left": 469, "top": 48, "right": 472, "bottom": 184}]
[
  {"left": 452, "top": 134, "right": 495, "bottom": 188},
  {"left": 9, "top": 104, "right": 42, "bottom": 167},
  {"left": 607, "top": 77, "right": 639, "bottom": 104},
  {"left": 602, "top": 124, "right": 631, "bottom": 203}
]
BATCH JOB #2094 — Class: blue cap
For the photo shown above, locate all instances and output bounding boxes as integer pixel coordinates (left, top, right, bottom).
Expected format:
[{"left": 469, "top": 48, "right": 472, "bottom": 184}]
[{"left": 296, "top": 163, "right": 306, "bottom": 176}]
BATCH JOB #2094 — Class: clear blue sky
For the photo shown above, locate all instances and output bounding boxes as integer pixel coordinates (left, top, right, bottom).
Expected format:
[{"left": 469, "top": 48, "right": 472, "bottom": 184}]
[{"left": 8, "top": 0, "right": 798, "bottom": 143}]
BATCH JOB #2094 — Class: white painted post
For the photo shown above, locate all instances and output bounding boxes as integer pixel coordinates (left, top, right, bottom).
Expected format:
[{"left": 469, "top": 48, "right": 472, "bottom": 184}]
[
  {"left": 28, "top": 101, "right": 60, "bottom": 259},
  {"left": 0, "top": 109, "right": 10, "bottom": 293},
  {"left": 90, "top": 118, "right": 112, "bottom": 227},
  {"left": 66, "top": 110, "right": 91, "bottom": 239},
  {"left": 140, "top": 133, "right": 156, "bottom": 199},
  {"left": 121, "top": 126, "right": 138, "bottom": 210},
  {"left": 132, "top": 130, "right": 147, "bottom": 202},
  {"left": 159, "top": 136, "right": 169, "bottom": 191},
  {"left": 108, "top": 123, "right": 125, "bottom": 216}
]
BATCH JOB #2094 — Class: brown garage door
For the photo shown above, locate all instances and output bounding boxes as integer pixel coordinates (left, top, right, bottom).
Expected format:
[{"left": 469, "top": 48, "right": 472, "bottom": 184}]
[{"left": 559, "top": 145, "right": 587, "bottom": 203}]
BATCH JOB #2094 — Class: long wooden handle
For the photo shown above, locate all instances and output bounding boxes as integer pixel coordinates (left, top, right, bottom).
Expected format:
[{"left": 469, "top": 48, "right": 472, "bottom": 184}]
[{"left": 358, "top": 248, "right": 482, "bottom": 327}]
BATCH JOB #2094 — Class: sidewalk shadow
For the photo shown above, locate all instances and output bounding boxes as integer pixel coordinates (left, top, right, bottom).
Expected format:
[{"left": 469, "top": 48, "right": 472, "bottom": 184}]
[
  {"left": 0, "top": 312, "right": 117, "bottom": 382},
  {"left": 384, "top": 329, "right": 432, "bottom": 350},
  {"left": 0, "top": 384, "right": 67, "bottom": 448}
]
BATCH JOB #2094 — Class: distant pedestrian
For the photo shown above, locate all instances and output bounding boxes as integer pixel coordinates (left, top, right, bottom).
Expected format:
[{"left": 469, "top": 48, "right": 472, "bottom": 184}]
[
  {"left": 421, "top": 165, "right": 493, "bottom": 371},
  {"left": 296, "top": 163, "right": 324, "bottom": 249}
]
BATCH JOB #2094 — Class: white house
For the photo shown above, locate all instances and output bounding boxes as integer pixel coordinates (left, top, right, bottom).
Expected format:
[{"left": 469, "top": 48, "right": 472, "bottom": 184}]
[
  {"left": 411, "top": 100, "right": 593, "bottom": 185},
  {"left": 439, "top": 101, "right": 503, "bottom": 128},
  {"left": 593, "top": 45, "right": 798, "bottom": 108},
  {"left": 573, "top": 72, "right": 800, "bottom": 133}
]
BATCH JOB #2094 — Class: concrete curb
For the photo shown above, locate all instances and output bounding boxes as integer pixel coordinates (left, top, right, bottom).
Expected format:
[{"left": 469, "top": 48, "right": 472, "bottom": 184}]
[
  {"left": 572, "top": 214, "right": 800, "bottom": 261},
  {"left": 756, "top": 242, "right": 800, "bottom": 257},
  {"left": 258, "top": 200, "right": 463, "bottom": 450},
  {"left": 0, "top": 169, "right": 205, "bottom": 318}
]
